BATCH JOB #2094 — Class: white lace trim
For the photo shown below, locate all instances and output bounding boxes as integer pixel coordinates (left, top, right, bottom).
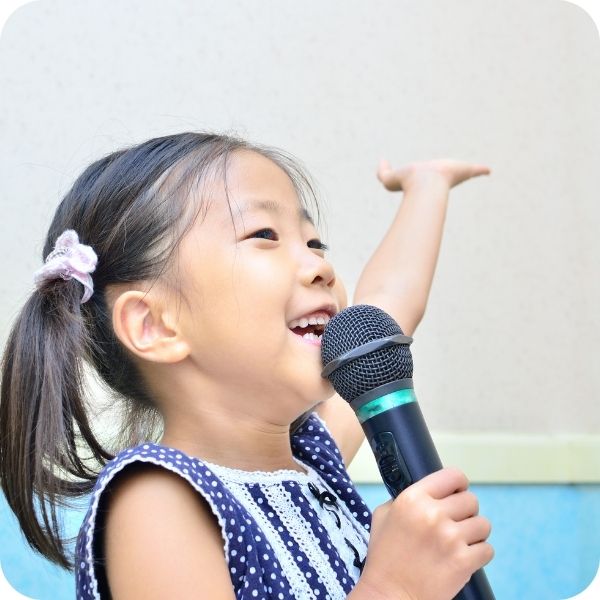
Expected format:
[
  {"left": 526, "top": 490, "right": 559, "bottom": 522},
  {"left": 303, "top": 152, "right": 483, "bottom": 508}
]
[
  {"left": 210, "top": 456, "right": 368, "bottom": 586},
  {"left": 82, "top": 452, "right": 230, "bottom": 600},
  {"left": 262, "top": 481, "right": 348, "bottom": 600},
  {"left": 202, "top": 455, "right": 310, "bottom": 485},
  {"left": 229, "top": 481, "right": 318, "bottom": 600}
]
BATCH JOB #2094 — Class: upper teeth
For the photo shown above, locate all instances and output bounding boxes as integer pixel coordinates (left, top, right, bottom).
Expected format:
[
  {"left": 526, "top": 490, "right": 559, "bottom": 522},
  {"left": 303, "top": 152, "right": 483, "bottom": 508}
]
[{"left": 288, "top": 314, "right": 331, "bottom": 329}]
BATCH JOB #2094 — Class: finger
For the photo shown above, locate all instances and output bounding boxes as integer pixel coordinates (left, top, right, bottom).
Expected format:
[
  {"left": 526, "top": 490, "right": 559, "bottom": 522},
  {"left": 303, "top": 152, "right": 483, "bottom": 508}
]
[
  {"left": 417, "top": 467, "right": 469, "bottom": 500},
  {"left": 464, "top": 541, "right": 495, "bottom": 571},
  {"left": 439, "top": 491, "right": 479, "bottom": 521},
  {"left": 457, "top": 515, "right": 492, "bottom": 545},
  {"left": 377, "top": 159, "right": 404, "bottom": 191},
  {"left": 371, "top": 499, "right": 393, "bottom": 529},
  {"left": 469, "top": 164, "right": 491, "bottom": 176},
  {"left": 376, "top": 159, "right": 393, "bottom": 183}
]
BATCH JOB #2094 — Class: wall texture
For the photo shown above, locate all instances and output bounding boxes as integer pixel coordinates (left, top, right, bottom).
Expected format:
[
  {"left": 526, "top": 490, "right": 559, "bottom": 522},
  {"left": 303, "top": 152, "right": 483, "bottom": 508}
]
[
  {"left": 0, "top": 2, "right": 599, "bottom": 597},
  {"left": 0, "top": 0, "right": 598, "bottom": 440}
]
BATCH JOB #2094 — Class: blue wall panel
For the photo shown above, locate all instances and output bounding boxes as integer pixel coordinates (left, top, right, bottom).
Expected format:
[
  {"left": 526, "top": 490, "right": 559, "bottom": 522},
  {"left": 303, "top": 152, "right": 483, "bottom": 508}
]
[{"left": 1, "top": 485, "right": 599, "bottom": 599}]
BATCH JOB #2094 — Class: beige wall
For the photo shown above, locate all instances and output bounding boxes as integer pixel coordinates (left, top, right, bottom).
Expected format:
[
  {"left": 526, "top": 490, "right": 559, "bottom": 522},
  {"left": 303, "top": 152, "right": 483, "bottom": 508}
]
[{"left": 0, "top": 0, "right": 598, "bottom": 445}]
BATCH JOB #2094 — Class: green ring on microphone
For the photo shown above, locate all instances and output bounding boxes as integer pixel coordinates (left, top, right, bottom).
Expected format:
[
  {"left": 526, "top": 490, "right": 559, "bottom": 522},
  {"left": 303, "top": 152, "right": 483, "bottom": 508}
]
[{"left": 356, "top": 389, "right": 417, "bottom": 423}]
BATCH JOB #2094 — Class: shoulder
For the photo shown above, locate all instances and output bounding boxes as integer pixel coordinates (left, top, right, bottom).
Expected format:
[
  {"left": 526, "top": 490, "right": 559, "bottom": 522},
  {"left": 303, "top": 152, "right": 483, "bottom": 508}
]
[
  {"left": 76, "top": 445, "right": 237, "bottom": 599},
  {"left": 102, "top": 456, "right": 236, "bottom": 599}
]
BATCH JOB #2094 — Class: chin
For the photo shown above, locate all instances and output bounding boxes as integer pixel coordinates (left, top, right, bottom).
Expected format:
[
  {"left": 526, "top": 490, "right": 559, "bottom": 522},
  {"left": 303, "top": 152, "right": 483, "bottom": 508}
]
[{"left": 308, "top": 377, "right": 335, "bottom": 405}]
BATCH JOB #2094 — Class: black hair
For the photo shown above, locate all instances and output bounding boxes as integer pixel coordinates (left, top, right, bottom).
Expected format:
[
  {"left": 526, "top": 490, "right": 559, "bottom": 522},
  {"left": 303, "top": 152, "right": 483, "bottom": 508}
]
[{"left": 0, "top": 131, "right": 321, "bottom": 570}]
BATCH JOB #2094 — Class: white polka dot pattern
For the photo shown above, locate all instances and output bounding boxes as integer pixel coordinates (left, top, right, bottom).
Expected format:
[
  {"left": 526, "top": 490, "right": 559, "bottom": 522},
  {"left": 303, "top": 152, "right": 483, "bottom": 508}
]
[{"left": 74, "top": 413, "right": 372, "bottom": 599}]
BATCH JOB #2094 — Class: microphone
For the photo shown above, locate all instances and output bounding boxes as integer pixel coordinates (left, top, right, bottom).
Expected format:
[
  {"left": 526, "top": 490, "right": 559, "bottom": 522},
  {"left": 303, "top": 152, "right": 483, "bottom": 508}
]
[{"left": 321, "top": 304, "right": 495, "bottom": 600}]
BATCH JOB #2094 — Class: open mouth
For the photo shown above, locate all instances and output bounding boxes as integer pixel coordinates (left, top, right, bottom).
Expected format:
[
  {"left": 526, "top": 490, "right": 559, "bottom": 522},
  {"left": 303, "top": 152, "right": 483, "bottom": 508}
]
[{"left": 288, "top": 313, "right": 330, "bottom": 343}]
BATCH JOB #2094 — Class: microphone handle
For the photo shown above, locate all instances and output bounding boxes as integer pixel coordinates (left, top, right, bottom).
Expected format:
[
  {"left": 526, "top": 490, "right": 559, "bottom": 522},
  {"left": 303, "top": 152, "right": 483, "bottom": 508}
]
[{"left": 360, "top": 400, "right": 496, "bottom": 600}]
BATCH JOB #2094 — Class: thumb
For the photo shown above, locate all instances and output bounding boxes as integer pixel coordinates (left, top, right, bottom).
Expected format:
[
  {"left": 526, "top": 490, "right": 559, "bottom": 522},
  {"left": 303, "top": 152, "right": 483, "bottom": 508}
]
[
  {"left": 377, "top": 159, "right": 403, "bottom": 191},
  {"left": 377, "top": 159, "right": 392, "bottom": 182}
]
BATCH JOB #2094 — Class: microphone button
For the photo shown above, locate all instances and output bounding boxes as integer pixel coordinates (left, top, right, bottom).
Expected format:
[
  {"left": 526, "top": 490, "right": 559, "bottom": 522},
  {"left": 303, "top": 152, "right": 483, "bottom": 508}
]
[{"left": 373, "top": 432, "right": 413, "bottom": 496}]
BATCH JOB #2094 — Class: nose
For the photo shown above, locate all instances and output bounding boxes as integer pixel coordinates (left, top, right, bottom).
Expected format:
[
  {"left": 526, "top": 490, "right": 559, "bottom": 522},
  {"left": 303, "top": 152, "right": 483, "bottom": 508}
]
[{"left": 299, "top": 247, "right": 336, "bottom": 289}]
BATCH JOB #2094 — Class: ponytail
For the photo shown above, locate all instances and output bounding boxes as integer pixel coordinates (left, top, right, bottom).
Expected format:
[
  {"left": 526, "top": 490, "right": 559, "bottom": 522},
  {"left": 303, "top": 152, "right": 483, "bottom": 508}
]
[
  {"left": 0, "top": 131, "right": 323, "bottom": 571},
  {"left": 0, "top": 280, "right": 112, "bottom": 570}
]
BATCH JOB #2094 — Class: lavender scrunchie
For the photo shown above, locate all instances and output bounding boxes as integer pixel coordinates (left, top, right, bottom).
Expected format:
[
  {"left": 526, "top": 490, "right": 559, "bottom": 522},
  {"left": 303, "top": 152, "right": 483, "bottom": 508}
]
[{"left": 33, "top": 230, "right": 98, "bottom": 304}]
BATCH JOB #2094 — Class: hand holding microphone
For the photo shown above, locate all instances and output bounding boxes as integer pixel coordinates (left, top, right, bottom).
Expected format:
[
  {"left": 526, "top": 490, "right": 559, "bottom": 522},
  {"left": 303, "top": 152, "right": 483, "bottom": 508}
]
[
  {"left": 357, "top": 467, "right": 492, "bottom": 600},
  {"left": 321, "top": 305, "right": 495, "bottom": 600}
]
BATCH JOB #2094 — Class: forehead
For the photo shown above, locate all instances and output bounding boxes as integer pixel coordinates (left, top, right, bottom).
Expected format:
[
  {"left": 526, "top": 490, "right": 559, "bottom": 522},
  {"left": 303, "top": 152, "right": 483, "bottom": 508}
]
[{"left": 208, "top": 150, "right": 313, "bottom": 227}]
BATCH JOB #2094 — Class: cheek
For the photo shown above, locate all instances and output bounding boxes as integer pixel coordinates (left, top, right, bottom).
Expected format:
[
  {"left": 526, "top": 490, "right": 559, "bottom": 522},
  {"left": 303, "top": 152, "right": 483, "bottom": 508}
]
[
  {"left": 233, "top": 254, "right": 291, "bottom": 299},
  {"left": 333, "top": 278, "right": 348, "bottom": 310},
  {"left": 212, "top": 261, "right": 288, "bottom": 334},
  {"left": 189, "top": 253, "right": 291, "bottom": 346}
]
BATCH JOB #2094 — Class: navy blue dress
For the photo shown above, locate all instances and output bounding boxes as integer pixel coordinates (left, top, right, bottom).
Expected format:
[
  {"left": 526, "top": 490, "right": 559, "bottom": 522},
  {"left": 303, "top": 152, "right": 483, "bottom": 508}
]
[{"left": 75, "top": 413, "right": 372, "bottom": 599}]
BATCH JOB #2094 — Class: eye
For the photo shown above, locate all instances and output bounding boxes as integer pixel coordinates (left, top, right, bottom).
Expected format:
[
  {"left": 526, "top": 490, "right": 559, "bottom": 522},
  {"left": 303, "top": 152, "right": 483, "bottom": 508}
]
[
  {"left": 308, "top": 239, "right": 329, "bottom": 251},
  {"left": 249, "top": 228, "right": 279, "bottom": 241}
]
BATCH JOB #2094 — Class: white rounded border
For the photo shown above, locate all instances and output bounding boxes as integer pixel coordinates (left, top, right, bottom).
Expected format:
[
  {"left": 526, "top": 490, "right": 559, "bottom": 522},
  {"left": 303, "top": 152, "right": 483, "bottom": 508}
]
[
  {"left": 564, "top": 1, "right": 600, "bottom": 36},
  {"left": 0, "top": 561, "right": 36, "bottom": 600},
  {"left": 0, "top": 0, "right": 598, "bottom": 598},
  {"left": 562, "top": 562, "right": 600, "bottom": 600},
  {"left": 0, "top": 1, "right": 33, "bottom": 38}
]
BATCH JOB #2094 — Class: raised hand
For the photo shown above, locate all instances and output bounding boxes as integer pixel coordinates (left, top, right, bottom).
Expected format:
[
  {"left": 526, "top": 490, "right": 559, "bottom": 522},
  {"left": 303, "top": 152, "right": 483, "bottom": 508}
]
[{"left": 377, "top": 159, "right": 491, "bottom": 192}]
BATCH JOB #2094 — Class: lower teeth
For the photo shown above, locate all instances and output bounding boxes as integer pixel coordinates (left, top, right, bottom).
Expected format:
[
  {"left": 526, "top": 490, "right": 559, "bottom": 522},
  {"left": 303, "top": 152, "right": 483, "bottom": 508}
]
[{"left": 302, "top": 332, "right": 322, "bottom": 341}]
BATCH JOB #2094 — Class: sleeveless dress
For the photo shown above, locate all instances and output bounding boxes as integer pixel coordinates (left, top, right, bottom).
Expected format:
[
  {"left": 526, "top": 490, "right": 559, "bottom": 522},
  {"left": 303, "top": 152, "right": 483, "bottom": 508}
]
[{"left": 74, "top": 413, "right": 372, "bottom": 599}]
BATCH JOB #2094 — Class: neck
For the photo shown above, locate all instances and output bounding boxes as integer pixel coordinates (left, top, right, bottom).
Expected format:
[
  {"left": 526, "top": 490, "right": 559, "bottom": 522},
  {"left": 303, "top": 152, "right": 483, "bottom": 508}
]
[
  {"left": 143, "top": 358, "right": 317, "bottom": 473},
  {"left": 159, "top": 411, "right": 302, "bottom": 472}
]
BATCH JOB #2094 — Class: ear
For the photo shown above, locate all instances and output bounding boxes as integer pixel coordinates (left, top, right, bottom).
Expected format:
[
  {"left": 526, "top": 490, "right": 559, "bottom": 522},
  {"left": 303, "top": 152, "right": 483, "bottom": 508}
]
[{"left": 111, "top": 289, "right": 190, "bottom": 364}]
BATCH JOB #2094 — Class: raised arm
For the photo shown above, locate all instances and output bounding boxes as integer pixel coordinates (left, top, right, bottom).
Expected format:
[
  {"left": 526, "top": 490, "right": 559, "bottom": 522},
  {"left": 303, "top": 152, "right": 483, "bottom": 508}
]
[
  {"left": 317, "top": 159, "right": 491, "bottom": 467},
  {"left": 354, "top": 159, "right": 491, "bottom": 336}
]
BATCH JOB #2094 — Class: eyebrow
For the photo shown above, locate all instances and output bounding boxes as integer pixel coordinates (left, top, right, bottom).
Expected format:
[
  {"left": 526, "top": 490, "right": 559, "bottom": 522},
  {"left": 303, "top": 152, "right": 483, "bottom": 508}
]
[{"left": 240, "top": 199, "right": 315, "bottom": 226}]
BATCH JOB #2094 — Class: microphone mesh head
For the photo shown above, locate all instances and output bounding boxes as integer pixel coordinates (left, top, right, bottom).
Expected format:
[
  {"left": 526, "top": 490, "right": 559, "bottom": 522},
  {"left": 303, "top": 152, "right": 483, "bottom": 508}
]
[{"left": 321, "top": 304, "right": 413, "bottom": 402}]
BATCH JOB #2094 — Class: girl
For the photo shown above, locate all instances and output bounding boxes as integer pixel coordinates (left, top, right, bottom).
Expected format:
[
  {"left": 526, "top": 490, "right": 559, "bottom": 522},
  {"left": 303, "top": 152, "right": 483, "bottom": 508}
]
[{"left": 0, "top": 132, "right": 493, "bottom": 600}]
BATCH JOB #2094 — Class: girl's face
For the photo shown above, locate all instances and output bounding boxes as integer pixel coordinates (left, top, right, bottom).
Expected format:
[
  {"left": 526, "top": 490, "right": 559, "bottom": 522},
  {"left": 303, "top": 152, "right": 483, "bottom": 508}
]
[{"left": 174, "top": 150, "right": 343, "bottom": 422}]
